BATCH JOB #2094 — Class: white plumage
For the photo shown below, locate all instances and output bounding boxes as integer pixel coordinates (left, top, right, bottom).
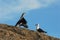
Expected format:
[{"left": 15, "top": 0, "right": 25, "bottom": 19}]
[{"left": 35, "top": 24, "right": 47, "bottom": 33}]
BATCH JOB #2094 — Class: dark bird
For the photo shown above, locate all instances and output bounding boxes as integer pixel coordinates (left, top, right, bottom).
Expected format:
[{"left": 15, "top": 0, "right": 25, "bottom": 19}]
[
  {"left": 15, "top": 13, "right": 28, "bottom": 28},
  {"left": 35, "top": 24, "right": 47, "bottom": 33}
]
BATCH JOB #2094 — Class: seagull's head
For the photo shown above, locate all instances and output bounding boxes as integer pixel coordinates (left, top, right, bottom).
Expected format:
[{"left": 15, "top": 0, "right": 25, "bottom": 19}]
[
  {"left": 35, "top": 24, "right": 39, "bottom": 26},
  {"left": 22, "top": 12, "right": 26, "bottom": 16},
  {"left": 35, "top": 24, "right": 40, "bottom": 29},
  {"left": 20, "top": 12, "right": 26, "bottom": 19}
]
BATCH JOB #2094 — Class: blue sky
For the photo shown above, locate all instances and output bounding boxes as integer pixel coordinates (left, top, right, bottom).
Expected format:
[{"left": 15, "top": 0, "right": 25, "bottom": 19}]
[{"left": 0, "top": 0, "right": 60, "bottom": 38}]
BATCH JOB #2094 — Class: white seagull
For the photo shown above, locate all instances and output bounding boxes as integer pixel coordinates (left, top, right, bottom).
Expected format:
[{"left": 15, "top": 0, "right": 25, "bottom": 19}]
[{"left": 35, "top": 24, "right": 47, "bottom": 33}]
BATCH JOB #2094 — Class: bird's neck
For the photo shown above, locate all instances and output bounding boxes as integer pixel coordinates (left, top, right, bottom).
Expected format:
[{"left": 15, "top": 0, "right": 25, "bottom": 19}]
[{"left": 36, "top": 25, "right": 40, "bottom": 29}]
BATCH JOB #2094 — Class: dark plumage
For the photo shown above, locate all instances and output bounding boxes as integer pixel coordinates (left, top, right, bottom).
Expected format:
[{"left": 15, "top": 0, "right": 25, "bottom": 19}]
[
  {"left": 15, "top": 13, "right": 28, "bottom": 28},
  {"left": 35, "top": 24, "right": 47, "bottom": 33},
  {"left": 37, "top": 28, "right": 47, "bottom": 33}
]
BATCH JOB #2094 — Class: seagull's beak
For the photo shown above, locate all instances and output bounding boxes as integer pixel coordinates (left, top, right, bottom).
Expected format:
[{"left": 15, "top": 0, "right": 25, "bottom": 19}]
[{"left": 35, "top": 24, "right": 37, "bottom": 26}]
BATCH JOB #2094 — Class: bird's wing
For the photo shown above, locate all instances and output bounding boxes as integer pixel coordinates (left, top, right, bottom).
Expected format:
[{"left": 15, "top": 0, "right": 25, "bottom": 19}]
[{"left": 20, "top": 13, "right": 25, "bottom": 19}]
